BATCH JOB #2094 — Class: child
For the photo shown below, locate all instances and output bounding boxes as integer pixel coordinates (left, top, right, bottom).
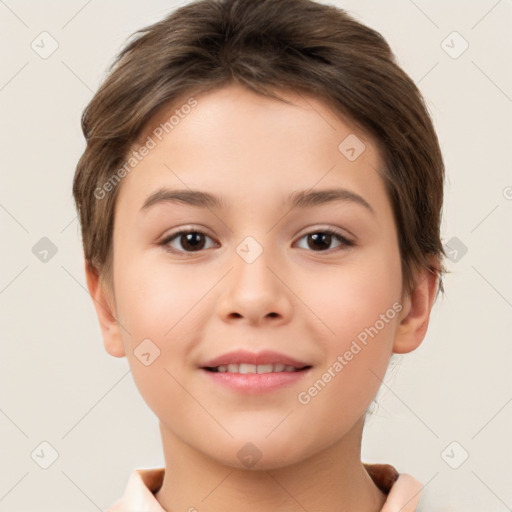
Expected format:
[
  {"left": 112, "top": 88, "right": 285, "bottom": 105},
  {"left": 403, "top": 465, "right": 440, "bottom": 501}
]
[{"left": 73, "top": 0, "right": 446, "bottom": 510}]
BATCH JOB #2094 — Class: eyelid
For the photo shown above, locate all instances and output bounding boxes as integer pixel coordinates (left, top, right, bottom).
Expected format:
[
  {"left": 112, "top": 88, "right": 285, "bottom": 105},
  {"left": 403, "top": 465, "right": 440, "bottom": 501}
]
[
  {"left": 159, "top": 223, "right": 213, "bottom": 239},
  {"left": 295, "top": 224, "right": 355, "bottom": 243}
]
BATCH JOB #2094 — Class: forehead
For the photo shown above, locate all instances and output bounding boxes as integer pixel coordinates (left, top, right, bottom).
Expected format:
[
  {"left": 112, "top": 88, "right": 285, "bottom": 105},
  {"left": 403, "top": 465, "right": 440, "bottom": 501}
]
[
  {"left": 115, "top": 83, "right": 388, "bottom": 218},
  {"left": 139, "top": 84, "right": 374, "bottom": 159}
]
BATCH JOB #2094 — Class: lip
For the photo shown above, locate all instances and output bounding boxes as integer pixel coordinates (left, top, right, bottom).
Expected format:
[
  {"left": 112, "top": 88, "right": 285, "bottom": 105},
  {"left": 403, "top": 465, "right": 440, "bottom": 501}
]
[
  {"left": 199, "top": 349, "right": 312, "bottom": 394},
  {"left": 200, "top": 349, "right": 310, "bottom": 369},
  {"left": 201, "top": 369, "right": 311, "bottom": 394}
]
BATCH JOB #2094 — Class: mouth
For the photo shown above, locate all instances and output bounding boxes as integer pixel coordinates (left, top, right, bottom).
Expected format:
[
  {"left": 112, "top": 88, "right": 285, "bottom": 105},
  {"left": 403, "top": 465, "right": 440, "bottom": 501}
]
[
  {"left": 199, "top": 349, "right": 313, "bottom": 394},
  {"left": 203, "top": 363, "right": 311, "bottom": 374}
]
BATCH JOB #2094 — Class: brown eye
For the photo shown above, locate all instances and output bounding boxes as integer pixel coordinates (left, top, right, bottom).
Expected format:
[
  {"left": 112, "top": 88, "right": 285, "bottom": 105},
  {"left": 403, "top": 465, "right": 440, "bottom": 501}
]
[
  {"left": 162, "top": 230, "right": 217, "bottom": 253},
  {"left": 296, "top": 230, "right": 354, "bottom": 252}
]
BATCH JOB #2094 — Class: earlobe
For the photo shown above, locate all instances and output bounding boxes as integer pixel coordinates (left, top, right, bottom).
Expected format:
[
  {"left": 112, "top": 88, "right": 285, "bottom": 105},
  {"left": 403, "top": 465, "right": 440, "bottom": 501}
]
[
  {"left": 84, "top": 262, "right": 126, "bottom": 358},
  {"left": 393, "top": 266, "right": 439, "bottom": 354}
]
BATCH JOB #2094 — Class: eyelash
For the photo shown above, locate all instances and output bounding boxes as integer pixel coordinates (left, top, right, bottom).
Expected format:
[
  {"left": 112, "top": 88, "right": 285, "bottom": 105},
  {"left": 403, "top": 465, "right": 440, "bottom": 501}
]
[{"left": 159, "top": 226, "right": 355, "bottom": 255}]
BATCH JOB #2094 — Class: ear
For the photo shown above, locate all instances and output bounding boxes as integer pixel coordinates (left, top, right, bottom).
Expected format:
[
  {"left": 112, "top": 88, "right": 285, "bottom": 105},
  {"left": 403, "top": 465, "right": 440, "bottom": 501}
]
[
  {"left": 393, "top": 263, "right": 440, "bottom": 354},
  {"left": 84, "top": 261, "right": 126, "bottom": 358}
]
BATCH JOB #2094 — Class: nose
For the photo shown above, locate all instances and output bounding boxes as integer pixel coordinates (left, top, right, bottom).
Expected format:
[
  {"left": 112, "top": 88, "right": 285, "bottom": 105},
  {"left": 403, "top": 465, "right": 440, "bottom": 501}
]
[{"left": 216, "top": 237, "right": 293, "bottom": 327}]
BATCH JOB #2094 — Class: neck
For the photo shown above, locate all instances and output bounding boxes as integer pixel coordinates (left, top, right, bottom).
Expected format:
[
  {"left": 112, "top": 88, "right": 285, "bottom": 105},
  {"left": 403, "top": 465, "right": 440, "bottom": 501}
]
[{"left": 154, "top": 415, "right": 387, "bottom": 512}]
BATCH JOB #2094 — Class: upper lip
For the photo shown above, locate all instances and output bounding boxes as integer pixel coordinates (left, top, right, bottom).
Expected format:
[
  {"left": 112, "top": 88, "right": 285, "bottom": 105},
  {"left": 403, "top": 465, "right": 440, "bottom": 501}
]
[{"left": 200, "top": 349, "right": 311, "bottom": 369}]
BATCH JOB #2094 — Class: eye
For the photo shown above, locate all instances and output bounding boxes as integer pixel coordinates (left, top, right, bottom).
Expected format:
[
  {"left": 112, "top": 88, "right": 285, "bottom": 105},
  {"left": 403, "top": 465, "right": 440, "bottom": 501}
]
[
  {"left": 295, "top": 229, "right": 354, "bottom": 252},
  {"left": 160, "top": 228, "right": 218, "bottom": 254},
  {"left": 159, "top": 227, "right": 354, "bottom": 255}
]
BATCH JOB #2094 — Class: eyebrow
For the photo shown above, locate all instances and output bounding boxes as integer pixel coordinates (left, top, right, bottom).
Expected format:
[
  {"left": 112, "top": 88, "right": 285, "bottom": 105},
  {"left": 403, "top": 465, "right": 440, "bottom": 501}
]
[{"left": 141, "top": 187, "right": 375, "bottom": 215}]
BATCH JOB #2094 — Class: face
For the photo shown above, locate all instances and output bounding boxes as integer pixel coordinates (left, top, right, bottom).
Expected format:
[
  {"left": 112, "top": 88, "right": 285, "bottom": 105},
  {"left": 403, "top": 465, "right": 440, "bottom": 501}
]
[{"left": 106, "top": 83, "right": 407, "bottom": 469}]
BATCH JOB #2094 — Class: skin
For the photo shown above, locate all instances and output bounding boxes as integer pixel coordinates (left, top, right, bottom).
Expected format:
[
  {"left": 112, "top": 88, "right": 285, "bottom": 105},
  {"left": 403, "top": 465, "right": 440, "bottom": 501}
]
[{"left": 86, "top": 83, "right": 438, "bottom": 511}]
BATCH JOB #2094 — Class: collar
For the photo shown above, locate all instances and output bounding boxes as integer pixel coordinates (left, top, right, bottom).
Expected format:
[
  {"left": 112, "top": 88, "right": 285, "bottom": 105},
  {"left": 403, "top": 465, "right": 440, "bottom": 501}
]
[{"left": 108, "top": 462, "right": 423, "bottom": 511}]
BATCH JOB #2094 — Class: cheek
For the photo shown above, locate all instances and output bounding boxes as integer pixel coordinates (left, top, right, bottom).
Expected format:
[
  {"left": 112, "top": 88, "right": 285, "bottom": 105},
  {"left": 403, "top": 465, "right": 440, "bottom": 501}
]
[
  {"left": 112, "top": 260, "right": 206, "bottom": 423},
  {"left": 112, "top": 250, "right": 206, "bottom": 387},
  {"left": 296, "top": 288, "right": 400, "bottom": 446},
  {"left": 306, "top": 247, "right": 402, "bottom": 341},
  {"left": 301, "top": 248, "right": 402, "bottom": 399},
  {"left": 114, "top": 248, "right": 209, "bottom": 339}
]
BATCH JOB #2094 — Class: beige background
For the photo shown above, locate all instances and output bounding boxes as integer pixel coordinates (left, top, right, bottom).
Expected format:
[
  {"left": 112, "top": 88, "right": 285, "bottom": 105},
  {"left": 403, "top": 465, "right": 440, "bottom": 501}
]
[{"left": 0, "top": 0, "right": 511, "bottom": 510}]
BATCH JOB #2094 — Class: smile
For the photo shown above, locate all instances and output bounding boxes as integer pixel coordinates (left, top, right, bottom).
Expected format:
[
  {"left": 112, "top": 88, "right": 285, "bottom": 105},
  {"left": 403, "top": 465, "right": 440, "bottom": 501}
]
[{"left": 204, "top": 363, "right": 308, "bottom": 374}]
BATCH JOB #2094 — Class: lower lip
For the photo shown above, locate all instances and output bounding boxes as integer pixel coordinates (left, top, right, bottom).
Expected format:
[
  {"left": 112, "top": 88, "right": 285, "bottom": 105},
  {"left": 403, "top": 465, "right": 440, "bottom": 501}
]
[{"left": 201, "top": 368, "right": 311, "bottom": 394}]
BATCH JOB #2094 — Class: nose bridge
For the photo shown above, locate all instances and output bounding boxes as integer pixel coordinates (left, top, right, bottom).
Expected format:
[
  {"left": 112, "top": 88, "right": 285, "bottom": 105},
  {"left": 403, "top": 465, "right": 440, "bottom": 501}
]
[
  {"left": 217, "top": 231, "right": 292, "bottom": 324},
  {"left": 232, "top": 233, "right": 279, "bottom": 292}
]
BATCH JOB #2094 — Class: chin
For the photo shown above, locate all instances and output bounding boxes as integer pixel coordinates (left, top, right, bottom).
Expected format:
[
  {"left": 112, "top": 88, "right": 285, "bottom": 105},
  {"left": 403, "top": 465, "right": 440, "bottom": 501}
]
[{"left": 205, "top": 436, "right": 314, "bottom": 472}]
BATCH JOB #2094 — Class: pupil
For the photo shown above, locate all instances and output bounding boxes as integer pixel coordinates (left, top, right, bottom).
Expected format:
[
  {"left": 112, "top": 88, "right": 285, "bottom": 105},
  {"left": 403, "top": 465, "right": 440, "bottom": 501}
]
[{"left": 309, "top": 232, "right": 331, "bottom": 251}]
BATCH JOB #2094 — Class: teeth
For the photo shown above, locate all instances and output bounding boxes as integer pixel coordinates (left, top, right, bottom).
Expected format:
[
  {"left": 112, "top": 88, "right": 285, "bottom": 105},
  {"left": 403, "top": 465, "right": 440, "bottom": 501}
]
[
  {"left": 239, "top": 363, "right": 257, "bottom": 374},
  {"left": 256, "top": 364, "right": 274, "bottom": 374},
  {"left": 211, "top": 363, "right": 302, "bottom": 373}
]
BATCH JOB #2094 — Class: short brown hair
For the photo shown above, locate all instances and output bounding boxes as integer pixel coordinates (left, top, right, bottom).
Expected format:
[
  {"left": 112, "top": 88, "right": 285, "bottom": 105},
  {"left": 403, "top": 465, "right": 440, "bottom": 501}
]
[{"left": 73, "top": 0, "right": 446, "bottom": 299}]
